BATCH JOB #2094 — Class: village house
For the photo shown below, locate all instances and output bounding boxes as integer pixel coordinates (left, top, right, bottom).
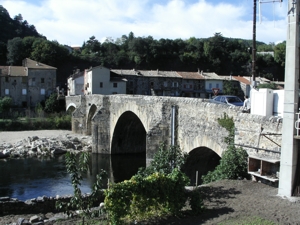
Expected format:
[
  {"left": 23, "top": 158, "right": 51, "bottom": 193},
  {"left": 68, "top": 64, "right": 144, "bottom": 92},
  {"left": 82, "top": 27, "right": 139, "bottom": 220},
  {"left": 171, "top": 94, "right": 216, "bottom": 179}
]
[
  {"left": 0, "top": 58, "right": 56, "bottom": 107},
  {"left": 83, "top": 66, "right": 127, "bottom": 95},
  {"left": 67, "top": 69, "right": 85, "bottom": 96},
  {"left": 69, "top": 66, "right": 273, "bottom": 99}
]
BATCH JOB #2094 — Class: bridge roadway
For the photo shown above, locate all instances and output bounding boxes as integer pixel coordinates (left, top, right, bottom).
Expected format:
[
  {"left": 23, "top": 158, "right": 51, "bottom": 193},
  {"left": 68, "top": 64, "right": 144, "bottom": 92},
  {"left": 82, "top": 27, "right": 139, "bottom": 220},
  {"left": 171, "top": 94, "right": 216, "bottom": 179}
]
[{"left": 66, "top": 94, "right": 282, "bottom": 163}]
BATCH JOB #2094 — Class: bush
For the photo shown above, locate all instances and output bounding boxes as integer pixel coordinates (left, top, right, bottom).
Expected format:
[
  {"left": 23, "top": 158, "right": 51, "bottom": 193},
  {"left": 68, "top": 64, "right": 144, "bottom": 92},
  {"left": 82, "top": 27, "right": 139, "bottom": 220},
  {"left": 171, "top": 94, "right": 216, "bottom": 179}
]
[
  {"left": 104, "top": 144, "right": 203, "bottom": 224},
  {"left": 202, "top": 113, "right": 249, "bottom": 184},
  {"left": 0, "top": 113, "right": 71, "bottom": 131},
  {"left": 138, "top": 143, "right": 188, "bottom": 176},
  {"left": 104, "top": 169, "right": 189, "bottom": 224},
  {"left": 56, "top": 152, "right": 107, "bottom": 221}
]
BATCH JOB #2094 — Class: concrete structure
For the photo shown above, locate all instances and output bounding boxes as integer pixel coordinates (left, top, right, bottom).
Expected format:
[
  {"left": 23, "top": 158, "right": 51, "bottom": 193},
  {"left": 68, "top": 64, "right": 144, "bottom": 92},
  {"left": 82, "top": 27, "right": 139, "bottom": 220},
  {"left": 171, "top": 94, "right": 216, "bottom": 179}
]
[
  {"left": 84, "top": 66, "right": 127, "bottom": 95},
  {"left": 0, "top": 58, "right": 56, "bottom": 107},
  {"left": 278, "top": 0, "right": 300, "bottom": 197},
  {"left": 66, "top": 95, "right": 282, "bottom": 165}
]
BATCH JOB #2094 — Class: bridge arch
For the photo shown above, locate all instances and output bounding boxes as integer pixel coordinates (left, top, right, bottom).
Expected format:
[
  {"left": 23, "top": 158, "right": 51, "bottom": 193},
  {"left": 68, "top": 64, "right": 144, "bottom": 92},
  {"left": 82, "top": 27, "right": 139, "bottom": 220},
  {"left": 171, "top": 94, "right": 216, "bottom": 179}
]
[
  {"left": 87, "top": 104, "right": 97, "bottom": 135},
  {"left": 66, "top": 103, "right": 76, "bottom": 112},
  {"left": 110, "top": 104, "right": 150, "bottom": 146},
  {"left": 182, "top": 146, "right": 221, "bottom": 185},
  {"left": 111, "top": 111, "right": 146, "bottom": 154},
  {"left": 179, "top": 133, "right": 225, "bottom": 158}
]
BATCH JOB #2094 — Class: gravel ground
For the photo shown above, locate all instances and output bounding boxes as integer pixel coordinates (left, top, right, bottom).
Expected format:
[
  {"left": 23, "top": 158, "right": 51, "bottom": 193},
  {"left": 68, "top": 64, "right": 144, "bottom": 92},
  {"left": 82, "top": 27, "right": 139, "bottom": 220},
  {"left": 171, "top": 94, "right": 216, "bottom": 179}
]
[{"left": 1, "top": 131, "right": 300, "bottom": 224}]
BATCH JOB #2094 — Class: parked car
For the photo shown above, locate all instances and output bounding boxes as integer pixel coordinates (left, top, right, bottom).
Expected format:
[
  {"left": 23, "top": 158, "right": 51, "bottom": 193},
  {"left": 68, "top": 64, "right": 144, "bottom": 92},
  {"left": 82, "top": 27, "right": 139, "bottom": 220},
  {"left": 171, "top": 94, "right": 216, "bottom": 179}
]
[{"left": 211, "top": 95, "right": 244, "bottom": 107}]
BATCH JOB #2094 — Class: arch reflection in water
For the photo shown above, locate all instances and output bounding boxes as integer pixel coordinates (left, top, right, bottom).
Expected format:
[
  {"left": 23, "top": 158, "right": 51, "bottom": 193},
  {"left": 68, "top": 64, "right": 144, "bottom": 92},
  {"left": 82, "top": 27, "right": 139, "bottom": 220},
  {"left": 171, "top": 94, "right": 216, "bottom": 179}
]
[{"left": 0, "top": 153, "right": 146, "bottom": 201}]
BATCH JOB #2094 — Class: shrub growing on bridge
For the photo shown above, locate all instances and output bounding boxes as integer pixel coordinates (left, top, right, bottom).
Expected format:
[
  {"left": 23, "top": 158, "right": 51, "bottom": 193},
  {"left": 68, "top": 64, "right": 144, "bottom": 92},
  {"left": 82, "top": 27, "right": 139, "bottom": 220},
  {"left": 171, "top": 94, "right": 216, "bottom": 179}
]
[{"left": 202, "top": 113, "right": 248, "bottom": 184}]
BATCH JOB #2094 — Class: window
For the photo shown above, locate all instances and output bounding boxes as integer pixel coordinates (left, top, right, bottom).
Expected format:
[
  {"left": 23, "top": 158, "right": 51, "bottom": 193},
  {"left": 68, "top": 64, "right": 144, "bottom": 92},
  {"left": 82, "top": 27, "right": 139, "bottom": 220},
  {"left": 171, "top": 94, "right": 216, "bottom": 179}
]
[
  {"left": 112, "top": 92, "right": 117, "bottom": 94},
  {"left": 164, "top": 81, "right": 168, "bottom": 87},
  {"left": 150, "top": 82, "right": 154, "bottom": 87},
  {"left": 22, "top": 77, "right": 27, "bottom": 83},
  {"left": 129, "top": 81, "right": 133, "bottom": 86},
  {"left": 113, "top": 83, "right": 117, "bottom": 88},
  {"left": 40, "top": 88, "right": 45, "bottom": 95},
  {"left": 189, "top": 84, "right": 192, "bottom": 89},
  {"left": 172, "top": 82, "right": 178, "bottom": 87},
  {"left": 216, "top": 83, "right": 219, "bottom": 88},
  {"left": 32, "top": 78, "right": 36, "bottom": 86},
  {"left": 5, "top": 89, "right": 9, "bottom": 95},
  {"left": 22, "top": 89, "right": 27, "bottom": 95},
  {"left": 41, "top": 78, "right": 45, "bottom": 83},
  {"left": 5, "top": 77, "right": 8, "bottom": 82},
  {"left": 209, "top": 83, "right": 212, "bottom": 89},
  {"left": 100, "top": 82, "right": 103, "bottom": 88}
]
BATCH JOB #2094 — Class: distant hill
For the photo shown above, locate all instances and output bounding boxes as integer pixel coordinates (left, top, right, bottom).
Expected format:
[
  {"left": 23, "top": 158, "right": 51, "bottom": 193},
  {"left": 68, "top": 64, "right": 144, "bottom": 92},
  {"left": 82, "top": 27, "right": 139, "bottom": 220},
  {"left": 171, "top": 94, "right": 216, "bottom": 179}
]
[{"left": 0, "top": 5, "right": 43, "bottom": 64}]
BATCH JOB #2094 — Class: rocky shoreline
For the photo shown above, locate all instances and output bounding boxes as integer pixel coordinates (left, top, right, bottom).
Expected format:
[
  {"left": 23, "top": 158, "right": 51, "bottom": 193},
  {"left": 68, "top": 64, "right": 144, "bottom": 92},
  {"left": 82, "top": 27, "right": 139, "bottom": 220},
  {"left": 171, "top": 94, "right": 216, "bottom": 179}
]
[
  {"left": 0, "top": 133, "right": 92, "bottom": 159},
  {"left": 0, "top": 132, "right": 100, "bottom": 224}
]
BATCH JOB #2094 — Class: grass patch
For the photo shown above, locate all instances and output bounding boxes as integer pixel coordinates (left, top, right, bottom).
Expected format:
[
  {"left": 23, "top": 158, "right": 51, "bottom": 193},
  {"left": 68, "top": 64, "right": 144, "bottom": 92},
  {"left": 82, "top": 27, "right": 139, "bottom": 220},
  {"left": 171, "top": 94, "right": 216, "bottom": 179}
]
[{"left": 219, "top": 216, "right": 276, "bottom": 225}]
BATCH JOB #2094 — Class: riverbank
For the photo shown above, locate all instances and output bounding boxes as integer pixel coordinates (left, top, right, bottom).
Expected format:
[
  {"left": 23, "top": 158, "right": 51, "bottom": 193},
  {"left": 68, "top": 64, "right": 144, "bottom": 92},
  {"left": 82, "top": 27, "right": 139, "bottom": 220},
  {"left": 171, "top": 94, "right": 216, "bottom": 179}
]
[
  {"left": 0, "top": 130, "right": 83, "bottom": 145},
  {"left": 1, "top": 179, "right": 300, "bottom": 224}
]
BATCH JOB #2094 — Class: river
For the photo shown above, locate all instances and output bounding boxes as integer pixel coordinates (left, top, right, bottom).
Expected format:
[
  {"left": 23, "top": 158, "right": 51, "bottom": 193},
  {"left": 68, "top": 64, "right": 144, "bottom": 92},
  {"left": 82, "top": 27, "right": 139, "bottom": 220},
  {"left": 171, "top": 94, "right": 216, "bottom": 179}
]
[{"left": 0, "top": 153, "right": 146, "bottom": 201}]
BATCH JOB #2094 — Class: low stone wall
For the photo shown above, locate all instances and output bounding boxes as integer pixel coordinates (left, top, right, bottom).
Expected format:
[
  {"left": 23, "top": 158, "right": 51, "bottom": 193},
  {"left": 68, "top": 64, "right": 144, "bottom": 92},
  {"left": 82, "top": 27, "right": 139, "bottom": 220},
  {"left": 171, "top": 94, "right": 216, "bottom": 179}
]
[{"left": 0, "top": 193, "right": 105, "bottom": 215}]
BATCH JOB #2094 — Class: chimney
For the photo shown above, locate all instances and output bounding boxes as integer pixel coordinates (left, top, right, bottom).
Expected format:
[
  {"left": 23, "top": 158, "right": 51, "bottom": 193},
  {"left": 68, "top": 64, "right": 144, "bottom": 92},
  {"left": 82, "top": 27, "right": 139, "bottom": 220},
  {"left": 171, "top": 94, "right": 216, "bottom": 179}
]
[{"left": 157, "top": 69, "right": 159, "bottom": 74}]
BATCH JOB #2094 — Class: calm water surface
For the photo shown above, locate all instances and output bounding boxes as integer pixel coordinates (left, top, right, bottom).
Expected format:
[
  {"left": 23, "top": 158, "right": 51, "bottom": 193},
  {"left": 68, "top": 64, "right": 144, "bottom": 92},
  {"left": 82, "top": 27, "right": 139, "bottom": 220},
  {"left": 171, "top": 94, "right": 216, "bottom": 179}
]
[{"left": 0, "top": 153, "right": 146, "bottom": 201}]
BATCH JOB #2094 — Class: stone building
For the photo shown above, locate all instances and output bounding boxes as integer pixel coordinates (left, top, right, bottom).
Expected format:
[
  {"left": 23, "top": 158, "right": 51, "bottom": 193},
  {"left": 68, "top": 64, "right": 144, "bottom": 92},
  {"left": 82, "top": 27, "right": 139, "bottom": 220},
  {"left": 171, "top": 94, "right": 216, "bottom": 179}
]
[
  {"left": 84, "top": 66, "right": 127, "bottom": 95},
  {"left": 67, "top": 69, "right": 85, "bottom": 96},
  {"left": 0, "top": 58, "right": 57, "bottom": 107}
]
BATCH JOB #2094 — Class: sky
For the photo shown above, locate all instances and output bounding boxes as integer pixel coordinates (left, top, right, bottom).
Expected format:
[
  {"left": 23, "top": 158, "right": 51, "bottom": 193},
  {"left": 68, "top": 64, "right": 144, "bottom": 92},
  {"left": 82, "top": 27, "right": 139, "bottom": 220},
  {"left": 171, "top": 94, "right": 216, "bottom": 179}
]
[{"left": 0, "top": 0, "right": 288, "bottom": 47}]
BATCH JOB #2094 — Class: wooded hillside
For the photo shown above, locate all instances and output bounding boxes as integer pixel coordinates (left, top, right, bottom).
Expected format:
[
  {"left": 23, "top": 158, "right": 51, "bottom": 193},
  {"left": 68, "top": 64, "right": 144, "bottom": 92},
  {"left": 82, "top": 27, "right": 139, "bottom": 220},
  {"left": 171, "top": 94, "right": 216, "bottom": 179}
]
[{"left": 0, "top": 5, "right": 286, "bottom": 86}]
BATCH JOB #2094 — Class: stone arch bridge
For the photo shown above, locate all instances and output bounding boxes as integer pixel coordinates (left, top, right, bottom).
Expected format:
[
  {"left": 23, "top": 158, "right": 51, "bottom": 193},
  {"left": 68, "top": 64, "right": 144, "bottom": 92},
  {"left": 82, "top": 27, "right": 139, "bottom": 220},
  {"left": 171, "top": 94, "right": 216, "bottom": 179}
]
[{"left": 66, "top": 95, "right": 282, "bottom": 163}]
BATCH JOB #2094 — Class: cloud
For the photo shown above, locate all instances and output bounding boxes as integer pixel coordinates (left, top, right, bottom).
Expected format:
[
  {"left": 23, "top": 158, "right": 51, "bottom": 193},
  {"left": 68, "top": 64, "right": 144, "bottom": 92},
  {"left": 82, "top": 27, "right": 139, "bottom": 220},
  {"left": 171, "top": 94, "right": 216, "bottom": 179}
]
[{"left": 0, "top": 0, "right": 287, "bottom": 46}]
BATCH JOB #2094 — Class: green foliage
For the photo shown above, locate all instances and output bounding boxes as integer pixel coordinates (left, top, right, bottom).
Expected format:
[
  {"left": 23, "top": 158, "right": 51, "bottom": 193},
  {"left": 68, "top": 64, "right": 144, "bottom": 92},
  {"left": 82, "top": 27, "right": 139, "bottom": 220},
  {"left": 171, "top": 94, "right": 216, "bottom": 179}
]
[
  {"left": 202, "top": 113, "right": 248, "bottom": 184},
  {"left": 104, "top": 169, "right": 189, "bottom": 225},
  {"left": 103, "top": 144, "right": 204, "bottom": 224},
  {"left": 139, "top": 143, "right": 188, "bottom": 176},
  {"left": 188, "top": 189, "right": 205, "bottom": 215},
  {"left": 0, "top": 96, "right": 12, "bottom": 114},
  {"left": 222, "top": 80, "right": 241, "bottom": 96},
  {"left": 44, "top": 93, "right": 65, "bottom": 113},
  {"left": 0, "top": 113, "right": 71, "bottom": 131},
  {"left": 274, "top": 41, "right": 286, "bottom": 67},
  {"left": 56, "top": 152, "right": 107, "bottom": 221},
  {"left": 257, "top": 83, "right": 278, "bottom": 90}
]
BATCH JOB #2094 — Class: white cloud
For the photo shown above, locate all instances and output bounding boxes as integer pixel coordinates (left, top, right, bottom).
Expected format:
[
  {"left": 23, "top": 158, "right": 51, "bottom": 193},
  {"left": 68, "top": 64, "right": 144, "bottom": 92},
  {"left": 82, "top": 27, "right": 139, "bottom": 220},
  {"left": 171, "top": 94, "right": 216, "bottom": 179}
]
[{"left": 0, "top": 0, "right": 287, "bottom": 46}]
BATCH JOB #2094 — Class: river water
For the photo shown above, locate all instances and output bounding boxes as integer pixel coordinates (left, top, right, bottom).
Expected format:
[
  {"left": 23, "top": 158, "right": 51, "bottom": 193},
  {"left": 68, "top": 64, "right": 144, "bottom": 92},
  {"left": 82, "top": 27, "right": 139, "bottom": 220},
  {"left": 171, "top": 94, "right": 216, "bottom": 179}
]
[{"left": 0, "top": 153, "right": 146, "bottom": 201}]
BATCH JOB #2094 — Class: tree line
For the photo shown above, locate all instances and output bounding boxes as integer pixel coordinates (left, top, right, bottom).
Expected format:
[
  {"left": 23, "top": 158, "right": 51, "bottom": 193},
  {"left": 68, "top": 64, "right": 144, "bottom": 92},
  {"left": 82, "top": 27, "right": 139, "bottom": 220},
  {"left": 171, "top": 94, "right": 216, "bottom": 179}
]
[{"left": 0, "top": 5, "right": 286, "bottom": 86}]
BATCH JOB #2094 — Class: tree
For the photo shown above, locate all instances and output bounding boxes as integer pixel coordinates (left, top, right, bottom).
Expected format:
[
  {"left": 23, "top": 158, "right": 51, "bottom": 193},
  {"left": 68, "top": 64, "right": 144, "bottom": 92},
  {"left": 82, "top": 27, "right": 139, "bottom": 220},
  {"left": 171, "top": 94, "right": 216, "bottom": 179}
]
[
  {"left": 44, "top": 93, "right": 64, "bottom": 113},
  {"left": 0, "top": 97, "right": 12, "bottom": 117},
  {"left": 274, "top": 41, "right": 286, "bottom": 67},
  {"left": 257, "top": 82, "right": 278, "bottom": 90},
  {"left": 7, "top": 37, "right": 23, "bottom": 65}
]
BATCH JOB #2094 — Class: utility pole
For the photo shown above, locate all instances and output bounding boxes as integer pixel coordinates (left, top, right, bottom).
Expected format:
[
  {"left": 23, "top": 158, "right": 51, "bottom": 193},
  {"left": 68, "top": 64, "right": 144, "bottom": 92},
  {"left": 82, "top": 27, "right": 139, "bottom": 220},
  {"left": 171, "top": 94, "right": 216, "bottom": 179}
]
[
  {"left": 252, "top": 0, "right": 283, "bottom": 87},
  {"left": 278, "top": 0, "right": 300, "bottom": 197},
  {"left": 252, "top": 0, "right": 257, "bottom": 87}
]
